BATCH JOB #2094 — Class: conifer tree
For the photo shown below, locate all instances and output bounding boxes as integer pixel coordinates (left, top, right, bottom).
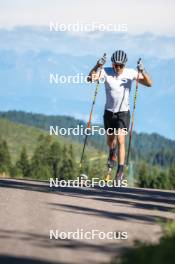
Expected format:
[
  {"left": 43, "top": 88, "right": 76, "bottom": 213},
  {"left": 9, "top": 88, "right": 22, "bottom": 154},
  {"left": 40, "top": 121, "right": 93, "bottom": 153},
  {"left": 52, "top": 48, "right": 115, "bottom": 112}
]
[
  {"left": 30, "top": 135, "right": 52, "bottom": 179},
  {"left": 48, "top": 141, "right": 62, "bottom": 179},
  {"left": 16, "top": 146, "right": 30, "bottom": 177},
  {"left": 0, "top": 138, "right": 11, "bottom": 174},
  {"left": 59, "top": 144, "right": 77, "bottom": 180}
]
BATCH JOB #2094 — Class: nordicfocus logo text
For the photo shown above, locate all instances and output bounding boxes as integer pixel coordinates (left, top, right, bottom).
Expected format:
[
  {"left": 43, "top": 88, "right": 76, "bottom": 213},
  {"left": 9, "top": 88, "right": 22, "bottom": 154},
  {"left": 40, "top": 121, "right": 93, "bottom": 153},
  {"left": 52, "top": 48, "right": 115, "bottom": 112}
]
[
  {"left": 50, "top": 178, "right": 128, "bottom": 188},
  {"left": 49, "top": 73, "right": 105, "bottom": 85},
  {"left": 49, "top": 21, "right": 128, "bottom": 33},
  {"left": 50, "top": 229, "right": 128, "bottom": 240},
  {"left": 50, "top": 125, "right": 128, "bottom": 136}
]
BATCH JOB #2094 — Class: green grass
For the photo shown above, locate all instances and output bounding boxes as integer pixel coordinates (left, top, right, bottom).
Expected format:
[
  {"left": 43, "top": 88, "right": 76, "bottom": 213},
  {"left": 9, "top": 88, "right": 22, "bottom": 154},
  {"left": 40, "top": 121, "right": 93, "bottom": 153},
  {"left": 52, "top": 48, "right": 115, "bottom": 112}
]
[
  {"left": 0, "top": 118, "right": 103, "bottom": 163},
  {"left": 111, "top": 221, "right": 175, "bottom": 264}
]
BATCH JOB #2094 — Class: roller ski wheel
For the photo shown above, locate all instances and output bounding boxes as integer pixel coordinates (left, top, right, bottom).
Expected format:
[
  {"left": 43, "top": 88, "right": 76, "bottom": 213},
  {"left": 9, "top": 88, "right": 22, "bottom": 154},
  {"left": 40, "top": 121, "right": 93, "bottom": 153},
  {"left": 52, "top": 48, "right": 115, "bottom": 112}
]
[{"left": 104, "top": 167, "right": 112, "bottom": 182}]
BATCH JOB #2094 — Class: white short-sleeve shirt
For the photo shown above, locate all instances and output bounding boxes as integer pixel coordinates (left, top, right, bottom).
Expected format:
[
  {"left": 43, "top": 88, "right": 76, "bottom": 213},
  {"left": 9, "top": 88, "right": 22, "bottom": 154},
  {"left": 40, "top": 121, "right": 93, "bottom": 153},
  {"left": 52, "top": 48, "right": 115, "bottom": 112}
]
[{"left": 100, "top": 67, "right": 140, "bottom": 113}]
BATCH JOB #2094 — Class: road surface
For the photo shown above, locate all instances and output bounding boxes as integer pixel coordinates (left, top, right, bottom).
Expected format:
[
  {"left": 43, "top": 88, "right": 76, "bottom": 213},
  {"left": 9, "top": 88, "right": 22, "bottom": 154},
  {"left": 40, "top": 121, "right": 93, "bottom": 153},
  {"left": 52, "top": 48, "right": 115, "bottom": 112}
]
[{"left": 0, "top": 178, "right": 175, "bottom": 264}]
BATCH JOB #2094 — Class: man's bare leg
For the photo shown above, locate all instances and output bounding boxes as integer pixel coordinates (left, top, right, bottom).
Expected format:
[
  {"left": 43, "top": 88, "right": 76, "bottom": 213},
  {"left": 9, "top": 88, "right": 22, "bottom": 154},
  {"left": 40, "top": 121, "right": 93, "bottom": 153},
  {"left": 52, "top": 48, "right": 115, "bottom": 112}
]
[
  {"left": 117, "top": 134, "right": 125, "bottom": 164},
  {"left": 116, "top": 134, "right": 126, "bottom": 178},
  {"left": 107, "top": 134, "right": 116, "bottom": 149},
  {"left": 107, "top": 134, "right": 117, "bottom": 168}
]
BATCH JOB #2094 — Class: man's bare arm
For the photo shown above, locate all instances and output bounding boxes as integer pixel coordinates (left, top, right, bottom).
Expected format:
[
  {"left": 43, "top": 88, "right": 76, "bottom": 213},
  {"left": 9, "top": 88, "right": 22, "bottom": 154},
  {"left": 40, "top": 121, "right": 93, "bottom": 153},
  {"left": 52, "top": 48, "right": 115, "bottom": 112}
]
[
  {"left": 137, "top": 60, "right": 152, "bottom": 87},
  {"left": 139, "top": 71, "right": 152, "bottom": 87},
  {"left": 87, "top": 53, "right": 106, "bottom": 82},
  {"left": 87, "top": 64, "right": 102, "bottom": 82}
]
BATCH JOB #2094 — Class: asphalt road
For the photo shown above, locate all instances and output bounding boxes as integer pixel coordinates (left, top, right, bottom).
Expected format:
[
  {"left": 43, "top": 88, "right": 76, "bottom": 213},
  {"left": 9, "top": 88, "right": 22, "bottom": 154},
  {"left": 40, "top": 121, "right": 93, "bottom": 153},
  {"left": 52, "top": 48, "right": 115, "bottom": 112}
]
[{"left": 0, "top": 178, "right": 175, "bottom": 264}]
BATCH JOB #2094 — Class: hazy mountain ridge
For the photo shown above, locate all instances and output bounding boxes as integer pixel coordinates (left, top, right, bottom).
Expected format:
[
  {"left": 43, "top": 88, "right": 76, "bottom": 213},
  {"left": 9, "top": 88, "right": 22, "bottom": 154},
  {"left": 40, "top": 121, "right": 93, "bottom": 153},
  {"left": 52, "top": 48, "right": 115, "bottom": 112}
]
[{"left": 0, "top": 27, "right": 175, "bottom": 139}]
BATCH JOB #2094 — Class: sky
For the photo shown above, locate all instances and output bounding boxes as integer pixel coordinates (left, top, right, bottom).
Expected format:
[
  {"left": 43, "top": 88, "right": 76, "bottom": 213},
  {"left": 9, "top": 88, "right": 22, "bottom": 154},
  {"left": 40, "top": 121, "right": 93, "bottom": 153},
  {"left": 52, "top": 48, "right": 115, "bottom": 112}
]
[{"left": 0, "top": 0, "right": 175, "bottom": 35}]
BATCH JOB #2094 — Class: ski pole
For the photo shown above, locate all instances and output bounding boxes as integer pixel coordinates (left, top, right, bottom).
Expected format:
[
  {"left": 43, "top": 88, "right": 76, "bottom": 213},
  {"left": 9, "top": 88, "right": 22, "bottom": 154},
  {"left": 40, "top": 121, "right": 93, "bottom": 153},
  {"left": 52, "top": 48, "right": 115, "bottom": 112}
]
[
  {"left": 79, "top": 75, "right": 101, "bottom": 167},
  {"left": 126, "top": 58, "right": 141, "bottom": 166},
  {"left": 80, "top": 53, "right": 106, "bottom": 168}
]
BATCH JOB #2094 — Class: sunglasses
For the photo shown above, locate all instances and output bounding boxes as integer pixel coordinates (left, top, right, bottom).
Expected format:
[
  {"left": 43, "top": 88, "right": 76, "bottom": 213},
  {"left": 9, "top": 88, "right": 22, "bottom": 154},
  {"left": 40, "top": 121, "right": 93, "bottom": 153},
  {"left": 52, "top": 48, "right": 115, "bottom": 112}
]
[{"left": 114, "top": 63, "right": 124, "bottom": 68}]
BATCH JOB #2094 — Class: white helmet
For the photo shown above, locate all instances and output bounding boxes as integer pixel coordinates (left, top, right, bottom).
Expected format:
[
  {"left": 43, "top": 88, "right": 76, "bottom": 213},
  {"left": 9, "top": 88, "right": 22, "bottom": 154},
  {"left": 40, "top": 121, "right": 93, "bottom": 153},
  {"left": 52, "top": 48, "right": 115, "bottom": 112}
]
[{"left": 111, "top": 50, "right": 128, "bottom": 65}]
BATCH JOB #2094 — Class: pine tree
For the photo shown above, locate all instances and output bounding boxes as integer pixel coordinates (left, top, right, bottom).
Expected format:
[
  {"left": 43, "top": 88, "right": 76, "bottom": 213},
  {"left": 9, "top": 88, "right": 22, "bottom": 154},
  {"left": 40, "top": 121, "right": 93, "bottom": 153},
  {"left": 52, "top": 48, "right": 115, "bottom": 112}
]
[
  {"left": 30, "top": 135, "right": 52, "bottom": 180},
  {"left": 79, "top": 153, "right": 90, "bottom": 178},
  {"left": 137, "top": 162, "right": 149, "bottom": 188},
  {"left": 59, "top": 144, "right": 77, "bottom": 180},
  {"left": 89, "top": 152, "right": 105, "bottom": 179},
  {"left": 156, "top": 170, "right": 169, "bottom": 189},
  {"left": 69, "top": 144, "right": 77, "bottom": 177},
  {"left": 168, "top": 166, "right": 175, "bottom": 190},
  {"left": 16, "top": 146, "right": 30, "bottom": 177},
  {"left": 48, "top": 141, "right": 62, "bottom": 179},
  {"left": 0, "top": 138, "right": 11, "bottom": 175}
]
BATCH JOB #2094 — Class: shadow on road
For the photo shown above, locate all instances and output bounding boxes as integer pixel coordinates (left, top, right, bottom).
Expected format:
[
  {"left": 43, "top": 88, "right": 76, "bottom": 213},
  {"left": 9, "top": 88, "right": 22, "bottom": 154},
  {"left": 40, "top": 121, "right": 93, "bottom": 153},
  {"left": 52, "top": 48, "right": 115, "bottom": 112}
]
[
  {"left": 49, "top": 202, "right": 171, "bottom": 224},
  {"left": 0, "top": 179, "right": 175, "bottom": 224},
  {"left": 0, "top": 179, "right": 175, "bottom": 264},
  {"left": 0, "top": 229, "right": 123, "bottom": 252},
  {"left": 0, "top": 255, "right": 61, "bottom": 264},
  {"left": 1, "top": 178, "right": 175, "bottom": 226},
  {"left": 1, "top": 178, "right": 175, "bottom": 206},
  {"left": 0, "top": 179, "right": 52, "bottom": 193}
]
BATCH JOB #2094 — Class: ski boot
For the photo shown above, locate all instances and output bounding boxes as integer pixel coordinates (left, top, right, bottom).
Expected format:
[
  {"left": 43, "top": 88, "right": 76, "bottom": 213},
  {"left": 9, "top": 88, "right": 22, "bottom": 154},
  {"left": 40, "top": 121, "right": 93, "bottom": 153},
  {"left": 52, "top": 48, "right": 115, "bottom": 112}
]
[{"left": 104, "top": 148, "right": 117, "bottom": 182}]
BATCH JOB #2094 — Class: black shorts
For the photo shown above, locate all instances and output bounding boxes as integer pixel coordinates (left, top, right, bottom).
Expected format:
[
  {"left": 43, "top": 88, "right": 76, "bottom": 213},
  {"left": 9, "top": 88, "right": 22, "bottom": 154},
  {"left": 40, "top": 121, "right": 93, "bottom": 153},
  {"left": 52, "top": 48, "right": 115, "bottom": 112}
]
[{"left": 103, "top": 110, "right": 130, "bottom": 132}]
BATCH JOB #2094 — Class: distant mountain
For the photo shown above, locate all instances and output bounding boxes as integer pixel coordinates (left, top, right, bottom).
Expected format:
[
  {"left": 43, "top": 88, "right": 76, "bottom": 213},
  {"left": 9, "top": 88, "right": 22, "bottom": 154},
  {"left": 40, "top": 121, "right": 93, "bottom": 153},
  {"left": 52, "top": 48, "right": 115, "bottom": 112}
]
[
  {"left": 0, "top": 27, "right": 175, "bottom": 139},
  {"left": 0, "top": 110, "right": 175, "bottom": 167}
]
